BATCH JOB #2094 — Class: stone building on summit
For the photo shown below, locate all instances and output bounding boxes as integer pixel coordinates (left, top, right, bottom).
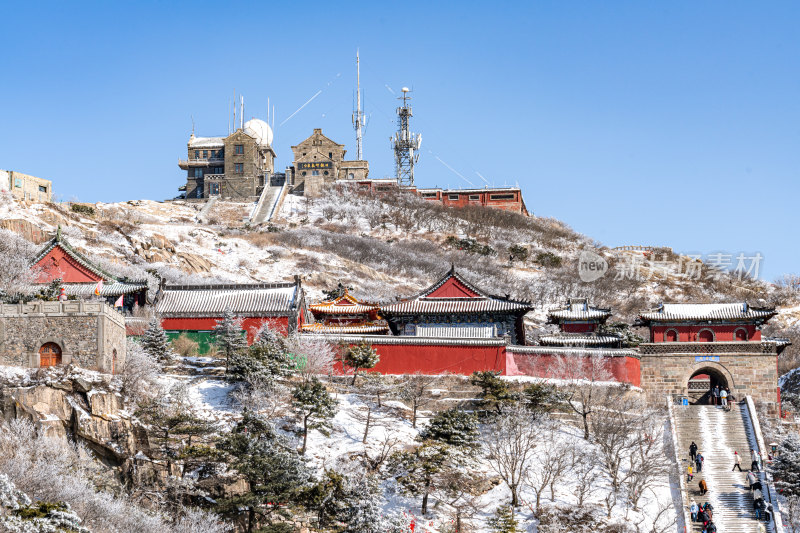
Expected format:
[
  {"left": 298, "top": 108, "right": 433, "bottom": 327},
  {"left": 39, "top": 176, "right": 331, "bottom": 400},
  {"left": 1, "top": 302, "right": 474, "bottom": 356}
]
[
  {"left": 179, "top": 118, "right": 277, "bottom": 200},
  {"left": 287, "top": 128, "right": 369, "bottom": 195}
]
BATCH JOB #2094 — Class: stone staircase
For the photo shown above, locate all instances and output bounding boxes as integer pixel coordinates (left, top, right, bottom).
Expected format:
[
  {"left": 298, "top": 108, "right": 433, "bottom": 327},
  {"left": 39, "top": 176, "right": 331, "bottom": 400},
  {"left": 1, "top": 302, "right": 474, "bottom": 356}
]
[
  {"left": 250, "top": 181, "right": 285, "bottom": 225},
  {"left": 196, "top": 196, "right": 218, "bottom": 224},
  {"left": 672, "top": 403, "right": 773, "bottom": 533}
]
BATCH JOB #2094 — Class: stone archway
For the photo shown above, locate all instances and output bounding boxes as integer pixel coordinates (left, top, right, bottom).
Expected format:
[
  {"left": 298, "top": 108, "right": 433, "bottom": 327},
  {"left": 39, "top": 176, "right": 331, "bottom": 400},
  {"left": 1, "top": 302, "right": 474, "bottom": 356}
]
[
  {"left": 39, "top": 343, "right": 62, "bottom": 367},
  {"left": 681, "top": 362, "right": 736, "bottom": 405}
]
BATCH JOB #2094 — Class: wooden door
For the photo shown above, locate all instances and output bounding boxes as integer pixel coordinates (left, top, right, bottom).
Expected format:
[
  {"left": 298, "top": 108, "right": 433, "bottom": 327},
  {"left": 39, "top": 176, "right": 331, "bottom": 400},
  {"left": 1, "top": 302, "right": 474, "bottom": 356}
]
[{"left": 39, "top": 343, "right": 62, "bottom": 367}]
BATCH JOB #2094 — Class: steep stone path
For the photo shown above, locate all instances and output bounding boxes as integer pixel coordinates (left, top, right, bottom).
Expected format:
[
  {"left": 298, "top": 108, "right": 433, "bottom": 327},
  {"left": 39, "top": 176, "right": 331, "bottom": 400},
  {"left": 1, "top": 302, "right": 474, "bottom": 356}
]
[
  {"left": 673, "top": 403, "right": 772, "bottom": 533},
  {"left": 251, "top": 181, "right": 285, "bottom": 225}
]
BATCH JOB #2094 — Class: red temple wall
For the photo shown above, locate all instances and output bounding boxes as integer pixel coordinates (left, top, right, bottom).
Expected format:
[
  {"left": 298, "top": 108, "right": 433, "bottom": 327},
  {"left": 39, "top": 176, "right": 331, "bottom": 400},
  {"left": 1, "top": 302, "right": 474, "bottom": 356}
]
[
  {"left": 509, "top": 352, "right": 641, "bottom": 386},
  {"left": 35, "top": 248, "right": 103, "bottom": 283},
  {"left": 335, "top": 342, "right": 508, "bottom": 375},
  {"left": 561, "top": 323, "right": 597, "bottom": 333},
  {"left": 649, "top": 324, "right": 760, "bottom": 342},
  {"left": 161, "top": 316, "right": 290, "bottom": 344}
]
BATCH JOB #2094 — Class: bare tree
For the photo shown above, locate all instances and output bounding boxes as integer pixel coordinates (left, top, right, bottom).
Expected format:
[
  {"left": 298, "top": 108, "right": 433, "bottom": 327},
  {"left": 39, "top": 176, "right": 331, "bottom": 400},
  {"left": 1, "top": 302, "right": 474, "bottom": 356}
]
[
  {"left": 525, "top": 422, "right": 573, "bottom": 515},
  {"left": 399, "top": 373, "right": 436, "bottom": 428},
  {"left": 483, "top": 406, "right": 544, "bottom": 507},
  {"left": 286, "top": 333, "right": 336, "bottom": 380},
  {"left": 571, "top": 448, "right": 601, "bottom": 508},
  {"left": 360, "top": 432, "right": 401, "bottom": 473},
  {"left": 549, "top": 352, "right": 616, "bottom": 439},
  {"left": 230, "top": 374, "right": 290, "bottom": 420},
  {"left": 0, "top": 228, "right": 39, "bottom": 301},
  {"left": 430, "top": 467, "right": 489, "bottom": 533}
]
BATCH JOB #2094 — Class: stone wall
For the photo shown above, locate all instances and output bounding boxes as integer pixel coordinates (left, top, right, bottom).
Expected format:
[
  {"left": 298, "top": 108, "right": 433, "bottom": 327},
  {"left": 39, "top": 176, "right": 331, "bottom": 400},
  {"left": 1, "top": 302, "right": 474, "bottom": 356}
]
[
  {"left": 0, "top": 301, "right": 126, "bottom": 373},
  {"left": 0, "top": 170, "right": 52, "bottom": 203},
  {"left": 639, "top": 342, "right": 778, "bottom": 412}
]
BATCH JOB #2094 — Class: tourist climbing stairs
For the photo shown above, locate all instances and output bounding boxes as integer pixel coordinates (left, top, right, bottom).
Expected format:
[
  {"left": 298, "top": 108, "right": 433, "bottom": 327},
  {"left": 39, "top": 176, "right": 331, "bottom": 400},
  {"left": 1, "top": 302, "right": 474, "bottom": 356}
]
[{"left": 672, "top": 402, "right": 775, "bottom": 533}]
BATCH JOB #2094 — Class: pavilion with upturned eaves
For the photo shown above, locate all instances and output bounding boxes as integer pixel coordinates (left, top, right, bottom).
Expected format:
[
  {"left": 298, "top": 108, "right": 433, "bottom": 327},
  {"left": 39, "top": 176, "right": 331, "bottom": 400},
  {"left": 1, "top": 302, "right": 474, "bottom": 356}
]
[
  {"left": 379, "top": 267, "right": 533, "bottom": 344},
  {"left": 301, "top": 290, "right": 389, "bottom": 335}
]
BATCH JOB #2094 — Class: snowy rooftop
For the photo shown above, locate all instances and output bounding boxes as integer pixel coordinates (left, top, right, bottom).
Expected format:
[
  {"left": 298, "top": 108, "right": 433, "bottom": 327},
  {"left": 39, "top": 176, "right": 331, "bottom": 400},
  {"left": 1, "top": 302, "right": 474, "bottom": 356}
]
[
  {"left": 538, "top": 333, "right": 623, "bottom": 347},
  {"left": 547, "top": 298, "right": 612, "bottom": 322},
  {"left": 188, "top": 136, "right": 225, "bottom": 148},
  {"left": 639, "top": 302, "right": 776, "bottom": 323},
  {"left": 155, "top": 282, "right": 300, "bottom": 317}
]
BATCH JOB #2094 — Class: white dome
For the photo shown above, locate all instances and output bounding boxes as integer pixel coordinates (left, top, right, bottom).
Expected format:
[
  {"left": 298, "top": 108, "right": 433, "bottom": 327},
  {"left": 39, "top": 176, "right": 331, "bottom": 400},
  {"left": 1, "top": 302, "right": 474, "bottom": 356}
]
[{"left": 243, "top": 118, "right": 273, "bottom": 146}]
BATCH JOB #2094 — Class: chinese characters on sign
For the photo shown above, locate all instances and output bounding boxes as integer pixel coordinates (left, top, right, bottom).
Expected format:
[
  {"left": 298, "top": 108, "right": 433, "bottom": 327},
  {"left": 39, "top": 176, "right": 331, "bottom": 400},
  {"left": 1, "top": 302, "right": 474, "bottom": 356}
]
[
  {"left": 297, "top": 162, "right": 333, "bottom": 170},
  {"left": 694, "top": 356, "right": 720, "bottom": 363}
]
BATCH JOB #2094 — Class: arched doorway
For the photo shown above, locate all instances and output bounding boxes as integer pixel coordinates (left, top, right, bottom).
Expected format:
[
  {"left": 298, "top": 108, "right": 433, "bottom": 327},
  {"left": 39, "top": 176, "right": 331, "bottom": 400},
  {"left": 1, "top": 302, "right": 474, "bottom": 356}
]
[
  {"left": 698, "top": 329, "right": 714, "bottom": 342},
  {"left": 687, "top": 367, "right": 729, "bottom": 404},
  {"left": 735, "top": 328, "right": 748, "bottom": 341},
  {"left": 39, "top": 343, "right": 62, "bottom": 367}
]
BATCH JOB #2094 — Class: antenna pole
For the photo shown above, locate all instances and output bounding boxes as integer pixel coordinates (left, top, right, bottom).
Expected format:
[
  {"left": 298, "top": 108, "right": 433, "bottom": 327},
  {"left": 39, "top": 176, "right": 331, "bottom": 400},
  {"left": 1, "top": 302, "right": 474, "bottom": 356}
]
[
  {"left": 353, "top": 49, "right": 364, "bottom": 161},
  {"left": 233, "top": 89, "right": 236, "bottom": 132},
  {"left": 240, "top": 95, "right": 244, "bottom": 129},
  {"left": 392, "top": 87, "right": 420, "bottom": 186}
]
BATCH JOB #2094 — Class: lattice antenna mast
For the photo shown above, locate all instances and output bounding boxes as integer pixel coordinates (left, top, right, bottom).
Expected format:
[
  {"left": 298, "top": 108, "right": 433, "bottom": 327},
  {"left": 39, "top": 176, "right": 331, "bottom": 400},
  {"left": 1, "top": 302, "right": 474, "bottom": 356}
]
[
  {"left": 392, "top": 87, "right": 421, "bottom": 186},
  {"left": 352, "top": 50, "right": 365, "bottom": 161}
]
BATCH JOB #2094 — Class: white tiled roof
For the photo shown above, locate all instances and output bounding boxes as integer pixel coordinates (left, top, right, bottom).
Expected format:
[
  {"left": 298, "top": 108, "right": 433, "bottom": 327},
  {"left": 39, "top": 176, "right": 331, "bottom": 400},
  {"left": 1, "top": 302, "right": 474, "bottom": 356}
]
[
  {"left": 639, "top": 303, "right": 776, "bottom": 322},
  {"left": 507, "top": 345, "right": 638, "bottom": 358},
  {"left": 381, "top": 298, "right": 531, "bottom": 315},
  {"left": 538, "top": 333, "right": 622, "bottom": 347},
  {"left": 188, "top": 136, "right": 225, "bottom": 148},
  {"left": 547, "top": 298, "right": 611, "bottom": 321},
  {"left": 156, "top": 283, "right": 299, "bottom": 317},
  {"left": 61, "top": 281, "right": 148, "bottom": 297},
  {"left": 301, "top": 334, "right": 508, "bottom": 347}
]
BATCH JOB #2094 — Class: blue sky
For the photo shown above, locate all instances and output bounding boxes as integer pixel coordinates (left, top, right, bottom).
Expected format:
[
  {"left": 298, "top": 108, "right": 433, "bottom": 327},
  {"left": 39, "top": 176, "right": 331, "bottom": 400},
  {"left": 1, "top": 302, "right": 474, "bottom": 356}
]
[{"left": 1, "top": 1, "right": 798, "bottom": 280}]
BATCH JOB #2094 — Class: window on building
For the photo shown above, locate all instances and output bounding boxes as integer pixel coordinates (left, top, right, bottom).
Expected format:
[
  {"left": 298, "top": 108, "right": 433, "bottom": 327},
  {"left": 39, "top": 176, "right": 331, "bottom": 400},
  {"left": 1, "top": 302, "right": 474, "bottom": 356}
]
[
  {"left": 664, "top": 329, "right": 678, "bottom": 342},
  {"left": 323, "top": 170, "right": 328, "bottom": 176},
  {"left": 194, "top": 168, "right": 203, "bottom": 178},
  {"left": 734, "top": 328, "right": 748, "bottom": 341},
  {"left": 235, "top": 144, "right": 244, "bottom": 155},
  {"left": 489, "top": 193, "right": 516, "bottom": 200},
  {"left": 698, "top": 329, "right": 714, "bottom": 342},
  {"left": 469, "top": 195, "right": 480, "bottom": 200},
  {"left": 38, "top": 185, "right": 47, "bottom": 193},
  {"left": 234, "top": 163, "right": 244, "bottom": 173},
  {"left": 209, "top": 183, "right": 220, "bottom": 195},
  {"left": 203, "top": 150, "right": 208, "bottom": 158},
  {"left": 14, "top": 178, "right": 21, "bottom": 188},
  {"left": 421, "top": 193, "right": 437, "bottom": 198},
  {"left": 329, "top": 152, "right": 332, "bottom": 159},
  {"left": 195, "top": 150, "right": 200, "bottom": 158},
  {"left": 348, "top": 173, "right": 355, "bottom": 179},
  {"left": 448, "top": 194, "right": 459, "bottom": 201},
  {"left": 312, "top": 170, "right": 320, "bottom": 176}
]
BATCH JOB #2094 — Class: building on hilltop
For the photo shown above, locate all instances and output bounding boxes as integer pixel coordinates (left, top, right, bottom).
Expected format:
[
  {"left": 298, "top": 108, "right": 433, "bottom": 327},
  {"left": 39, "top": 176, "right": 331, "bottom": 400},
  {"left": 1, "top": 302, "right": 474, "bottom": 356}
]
[
  {"left": 179, "top": 118, "right": 278, "bottom": 200},
  {"left": 416, "top": 186, "right": 528, "bottom": 215},
  {"left": 301, "top": 290, "right": 388, "bottom": 335},
  {"left": 379, "top": 266, "right": 532, "bottom": 344},
  {"left": 0, "top": 170, "right": 52, "bottom": 203},
  {"left": 287, "top": 128, "right": 369, "bottom": 196},
  {"left": 31, "top": 229, "right": 148, "bottom": 313},
  {"left": 155, "top": 280, "right": 306, "bottom": 351}
]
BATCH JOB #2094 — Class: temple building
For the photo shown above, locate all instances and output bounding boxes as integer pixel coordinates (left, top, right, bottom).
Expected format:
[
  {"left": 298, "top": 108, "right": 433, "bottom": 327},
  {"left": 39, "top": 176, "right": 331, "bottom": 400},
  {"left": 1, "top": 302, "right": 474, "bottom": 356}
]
[
  {"left": 379, "top": 267, "right": 532, "bottom": 344},
  {"left": 301, "top": 290, "right": 389, "bottom": 335},
  {"left": 287, "top": 128, "right": 369, "bottom": 196},
  {"left": 538, "top": 298, "right": 623, "bottom": 349},
  {"left": 179, "top": 118, "right": 278, "bottom": 200},
  {"left": 31, "top": 229, "right": 148, "bottom": 312},
  {"left": 155, "top": 280, "right": 305, "bottom": 352},
  {"left": 636, "top": 302, "right": 788, "bottom": 410}
]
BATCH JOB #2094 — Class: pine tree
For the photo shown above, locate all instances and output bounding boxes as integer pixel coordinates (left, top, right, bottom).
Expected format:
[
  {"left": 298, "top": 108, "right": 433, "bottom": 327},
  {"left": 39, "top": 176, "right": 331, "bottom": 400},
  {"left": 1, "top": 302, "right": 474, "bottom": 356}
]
[
  {"left": 344, "top": 343, "right": 379, "bottom": 385},
  {"left": 419, "top": 408, "right": 479, "bottom": 450},
  {"left": 487, "top": 505, "right": 520, "bottom": 533},
  {"left": 141, "top": 317, "right": 173, "bottom": 362},
  {"left": 292, "top": 378, "right": 338, "bottom": 455},
  {"left": 217, "top": 411, "right": 311, "bottom": 532},
  {"left": 389, "top": 442, "right": 449, "bottom": 515},
  {"left": 228, "top": 339, "right": 294, "bottom": 383},
  {"left": 212, "top": 308, "right": 247, "bottom": 369},
  {"left": 774, "top": 433, "right": 800, "bottom": 496},
  {"left": 470, "top": 371, "right": 519, "bottom": 415}
]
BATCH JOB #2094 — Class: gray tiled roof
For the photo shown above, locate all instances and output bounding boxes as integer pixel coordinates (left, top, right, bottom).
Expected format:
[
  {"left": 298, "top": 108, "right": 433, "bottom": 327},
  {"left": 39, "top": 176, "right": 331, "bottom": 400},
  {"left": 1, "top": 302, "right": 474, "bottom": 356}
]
[
  {"left": 381, "top": 298, "right": 531, "bottom": 315},
  {"left": 156, "top": 283, "right": 299, "bottom": 317},
  {"left": 538, "top": 333, "right": 623, "bottom": 347},
  {"left": 62, "top": 281, "right": 148, "bottom": 297},
  {"left": 639, "top": 302, "right": 776, "bottom": 323},
  {"left": 547, "top": 298, "right": 611, "bottom": 322}
]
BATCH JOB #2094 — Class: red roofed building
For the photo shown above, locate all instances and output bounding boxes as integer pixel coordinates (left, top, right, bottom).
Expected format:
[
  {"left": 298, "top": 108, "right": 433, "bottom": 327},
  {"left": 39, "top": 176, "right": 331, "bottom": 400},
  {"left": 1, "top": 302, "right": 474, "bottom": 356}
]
[{"left": 380, "top": 266, "right": 532, "bottom": 344}]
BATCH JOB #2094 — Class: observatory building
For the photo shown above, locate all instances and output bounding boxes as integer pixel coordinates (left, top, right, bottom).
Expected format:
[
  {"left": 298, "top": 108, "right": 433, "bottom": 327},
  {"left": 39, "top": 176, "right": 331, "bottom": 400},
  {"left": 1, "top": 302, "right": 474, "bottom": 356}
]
[
  {"left": 287, "top": 128, "right": 369, "bottom": 196},
  {"left": 179, "top": 118, "right": 278, "bottom": 200}
]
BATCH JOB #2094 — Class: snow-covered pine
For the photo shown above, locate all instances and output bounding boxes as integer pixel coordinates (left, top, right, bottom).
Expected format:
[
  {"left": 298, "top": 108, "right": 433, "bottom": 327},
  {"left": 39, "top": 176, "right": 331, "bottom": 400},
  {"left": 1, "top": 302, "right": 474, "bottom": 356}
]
[
  {"left": 343, "top": 342, "right": 379, "bottom": 385},
  {"left": 419, "top": 408, "right": 479, "bottom": 450},
  {"left": 140, "top": 316, "right": 173, "bottom": 363},
  {"left": 773, "top": 432, "right": 800, "bottom": 496},
  {"left": 212, "top": 308, "right": 247, "bottom": 363}
]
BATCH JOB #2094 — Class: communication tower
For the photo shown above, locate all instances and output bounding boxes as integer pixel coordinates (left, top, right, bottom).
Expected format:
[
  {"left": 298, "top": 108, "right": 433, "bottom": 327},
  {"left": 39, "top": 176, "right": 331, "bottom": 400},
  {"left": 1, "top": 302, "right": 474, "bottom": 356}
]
[
  {"left": 391, "top": 87, "right": 422, "bottom": 186},
  {"left": 352, "top": 50, "right": 366, "bottom": 161}
]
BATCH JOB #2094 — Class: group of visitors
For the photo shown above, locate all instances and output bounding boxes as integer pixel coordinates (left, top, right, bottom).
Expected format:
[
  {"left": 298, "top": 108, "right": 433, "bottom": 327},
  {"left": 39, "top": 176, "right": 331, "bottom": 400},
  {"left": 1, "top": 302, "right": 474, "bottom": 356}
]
[
  {"left": 709, "top": 385, "right": 734, "bottom": 410},
  {"left": 690, "top": 500, "right": 716, "bottom": 533},
  {"left": 687, "top": 442, "right": 773, "bottom": 528}
]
